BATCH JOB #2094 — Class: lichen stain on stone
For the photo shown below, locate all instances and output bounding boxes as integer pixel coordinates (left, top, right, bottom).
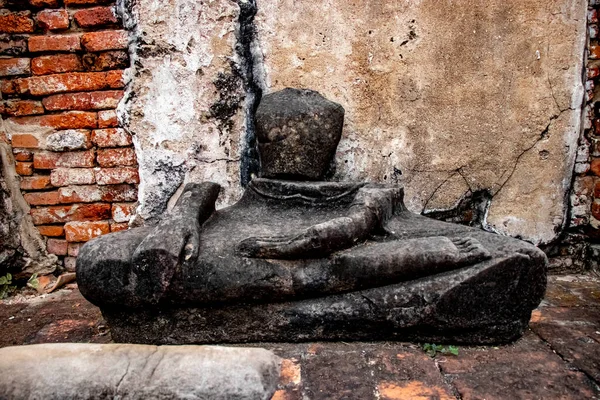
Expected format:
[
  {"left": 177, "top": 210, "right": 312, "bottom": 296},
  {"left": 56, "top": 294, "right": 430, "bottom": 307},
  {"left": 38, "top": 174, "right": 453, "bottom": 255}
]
[{"left": 209, "top": 64, "right": 245, "bottom": 136}]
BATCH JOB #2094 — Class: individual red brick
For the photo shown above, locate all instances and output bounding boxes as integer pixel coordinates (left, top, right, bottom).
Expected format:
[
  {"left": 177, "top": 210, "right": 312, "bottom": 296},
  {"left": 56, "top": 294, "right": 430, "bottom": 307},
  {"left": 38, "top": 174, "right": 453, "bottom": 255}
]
[
  {"left": 98, "top": 109, "right": 118, "bottom": 128},
  {"left": 65, "top": 0, "right": 113, "bottom": 4},
  {"left": 0, "top": 11, "right": 34, "bottom": 34},
  {"left": 67, "top": 242, "right": 81, "bottom": 256},
  {"left": 30, "top": 0, "right": 61, "bottom": 6},
  {"left": 595, "top": 180, "right": 600, "bottom": 198},
  {"left": 24, "top": 190, "right": 60, "bottom": 205},
  {"left": 33, "top": 153, "right": 60, "bottom": 169},
  {"left": 10, "top": 111, "right": 97, "bottom": 129},
  {"left": 43, "top": 90, "right": 123, "bottom": 111},
  {"left": 36, "top": 9, "right": 70, "bottom": 31},
  {"left": 591, "top": 159, "right": 600, "bottom": 177},
  {"left": 47, "top": 238, "right": 67, "bottom": 255},
  {"left": 588, "top": 67, "right": 600, "bottom": 80},
  {"left": 64, "top": 256, "right": 76, "bottom": 272},
  {"left": 591, "top": 45, "right": 600, "bottom": 60},
  {"left": 111, "top": 202, "right": 136, "bottom": 223},
  {"left": 64, "top": 220, "right": 109, "bottom": 242},
  {"left": 28, "top": 34, "right": 82, "bottom": 52},
  {"left": 0, "top": 58, "right": 30, "bottom": 77},
  {"left": 42, "top": 112, "right": 98, "bottom": 129},
  {"left": 25, "top": 70, "right": 124, "bottom": 95},
  {"left": 13, "top": 148, "right": 33, "bottom": 161},
  {"left": 95, "top": 167, "right": 138, "bottom": 185},
  {"left": 20, "top": 175, "right": 53, "bottom": 190},
  {"left": 81, "top": 30, "right": 128, "bottom": 52},
  {"left": 37, "top": 225, "right": 64, "bottom": 237},
  {"left": 91, "top": 128, "right": 132, "bottom": 147},
  {"left": 30, "top": 202, "right": 111, "bottom": 224},
  {"left": 31, "top": 54, "right": 82, "bottom": 75},
  {"left": 58, "top": 184, "right": 137, "bottom": 203},
  {"left": 11, "top": 134, "right": 39, "bottom": 148},
  {"left": 50, "top": 167, "right": 95, "bottom": 186},
  {"left": 0, "top": 100, "right": 44, "bottom": 117},
  {"left": 34, "top": 150, "right": 95, "bottom": 169},
  {"left": 74, "top": 6, "right": 117, "bottom": 28},
  {"left": 15, "top": 161, "right": 33, "bottom": 175},
  {"left": 593, "top": 199, "right": 600, "bottom": 221},
  {"left": 0, "top": 77, "right": 29, "bottom": 95},
  {"left": 110, "top": 222, "right": 128, "bottom": 232},
  {"left": 82, "top": 50, "right": 128, "bottom": 72},
  {"left": 97, "top": 147, "right": 136, "bottom": 167}
]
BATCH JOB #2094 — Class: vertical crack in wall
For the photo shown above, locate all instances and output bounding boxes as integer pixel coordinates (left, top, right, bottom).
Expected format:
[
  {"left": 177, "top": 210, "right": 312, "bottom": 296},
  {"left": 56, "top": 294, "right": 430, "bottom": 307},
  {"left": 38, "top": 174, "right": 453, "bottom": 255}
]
[{"left": 235, "top": 0, "right": 264, "bottom": 186}]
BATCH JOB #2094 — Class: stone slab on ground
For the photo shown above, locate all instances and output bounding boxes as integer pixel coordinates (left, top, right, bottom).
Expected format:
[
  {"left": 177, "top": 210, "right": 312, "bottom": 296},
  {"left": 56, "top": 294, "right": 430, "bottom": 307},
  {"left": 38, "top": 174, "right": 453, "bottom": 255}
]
[
  {"left": 0, "top": 343, "right": 280, "bottom": 400},
  {"left": 530, "top": 275, "right": 600, "bottom": 384},
  {"left": 0, "top": 276, "right": 599, "bottom": 399},
  {"left": 438, "top": 331, "right": 597, "bottom": 399}
]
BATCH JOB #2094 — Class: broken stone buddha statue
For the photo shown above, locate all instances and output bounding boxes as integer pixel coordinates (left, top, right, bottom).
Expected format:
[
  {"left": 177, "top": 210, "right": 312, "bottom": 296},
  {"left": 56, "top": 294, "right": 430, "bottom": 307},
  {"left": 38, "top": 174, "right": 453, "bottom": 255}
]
[{"left": 77, "top": 88, "right": 547, "bottom": 345}]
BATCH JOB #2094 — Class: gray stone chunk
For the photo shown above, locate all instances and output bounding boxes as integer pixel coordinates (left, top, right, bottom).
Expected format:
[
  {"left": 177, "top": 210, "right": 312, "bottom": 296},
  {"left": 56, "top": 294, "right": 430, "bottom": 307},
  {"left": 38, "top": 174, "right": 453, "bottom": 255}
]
[
  {"left": 0, "top": 343, "right": 281, "bottom": 400},
  {"left": 256, "top": 88, "right": 344, "bottom": 180},
  {"left": 46, "top": 130, "right": 91, "bottom": 152}
]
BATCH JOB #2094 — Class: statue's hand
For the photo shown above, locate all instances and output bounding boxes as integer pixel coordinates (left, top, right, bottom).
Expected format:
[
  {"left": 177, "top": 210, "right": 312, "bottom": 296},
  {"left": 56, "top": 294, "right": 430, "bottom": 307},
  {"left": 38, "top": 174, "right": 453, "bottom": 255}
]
[
  {"left": 238, "top": 217, "right": 358, "bottom": 259},
  {"left": 238, "top": 186, "right": 401, "bottom": 259},
  {"left": 237, "top": 229, "right": 317, "bottom": 259},
  {"left": 129, "top": 182, "right": 220, "bottom": 304}
]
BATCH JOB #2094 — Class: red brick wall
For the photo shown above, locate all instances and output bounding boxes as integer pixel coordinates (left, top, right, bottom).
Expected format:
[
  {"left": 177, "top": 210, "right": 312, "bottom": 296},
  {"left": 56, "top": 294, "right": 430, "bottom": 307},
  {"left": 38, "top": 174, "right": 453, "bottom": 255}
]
[
  {"left": 0, "top": 0, "right": 137, "bottom": 272},
  {"left": 585, "top": 3, "right": 600, "bottom": 231}
]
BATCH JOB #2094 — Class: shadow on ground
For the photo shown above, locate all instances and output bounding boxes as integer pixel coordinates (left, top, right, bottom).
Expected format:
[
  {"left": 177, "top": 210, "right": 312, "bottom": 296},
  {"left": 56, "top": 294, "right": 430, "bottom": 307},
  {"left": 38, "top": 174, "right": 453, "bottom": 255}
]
[{"left": 1, "top": 276, "right": 599, "bottom": 399}]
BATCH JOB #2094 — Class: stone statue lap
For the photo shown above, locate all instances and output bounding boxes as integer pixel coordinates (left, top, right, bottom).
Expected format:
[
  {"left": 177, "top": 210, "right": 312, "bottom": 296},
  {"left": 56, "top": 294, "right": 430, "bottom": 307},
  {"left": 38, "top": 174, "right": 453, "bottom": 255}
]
[{"left": 77, "top": 88, "right": 547, "bottom": 345}]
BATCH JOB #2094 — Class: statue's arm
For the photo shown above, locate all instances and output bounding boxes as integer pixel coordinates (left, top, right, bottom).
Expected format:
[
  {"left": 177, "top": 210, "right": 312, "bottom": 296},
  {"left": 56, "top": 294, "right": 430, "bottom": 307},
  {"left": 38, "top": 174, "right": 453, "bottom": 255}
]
[
  {"left": 238, "top": 186, "right": 402, "bottom": 259},
  {"left": 131, "top": 182, "right": 220, "bottom": 304}
]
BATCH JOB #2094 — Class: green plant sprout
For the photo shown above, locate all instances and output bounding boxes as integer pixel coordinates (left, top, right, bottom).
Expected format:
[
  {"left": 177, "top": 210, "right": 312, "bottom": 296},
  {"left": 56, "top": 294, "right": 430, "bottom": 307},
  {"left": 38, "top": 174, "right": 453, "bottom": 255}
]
[
  {"left": 0, "top": 273, "right": 16, "bottom": 299},
  {"left": 27, "top": 273, "right": 39, "bottom": 290},
  {"left": 422, "top": 343, "right": 459, "bottom": 357}
]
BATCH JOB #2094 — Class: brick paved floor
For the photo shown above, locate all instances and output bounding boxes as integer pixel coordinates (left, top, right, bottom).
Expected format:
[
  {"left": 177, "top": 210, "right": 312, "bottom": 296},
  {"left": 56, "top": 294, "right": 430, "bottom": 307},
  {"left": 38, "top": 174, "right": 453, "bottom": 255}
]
[{"left": 1, "top": 275, "right": 599, "bottom": 399}]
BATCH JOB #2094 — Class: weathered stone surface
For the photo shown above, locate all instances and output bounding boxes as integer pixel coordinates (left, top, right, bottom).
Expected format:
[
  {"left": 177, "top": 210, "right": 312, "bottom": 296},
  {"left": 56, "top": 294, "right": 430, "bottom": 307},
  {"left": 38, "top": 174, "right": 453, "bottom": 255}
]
[
  {"left": 530, "top": 275, "right": 600, "bottom": 383},
  {"left": 97, "top": 210, "right": 546, "bottom": 344},
  {"left": 255, "top": 0, "right": 587, "bottom": 244},
  {"left": 0, "top": 343, "right": 281, "bottom": 400},
  {"left": 256, "top": 88, "right": 344, "bottom": 180},
  {"left": 120, "top": 0, "right": 248, "bottom": 222}
]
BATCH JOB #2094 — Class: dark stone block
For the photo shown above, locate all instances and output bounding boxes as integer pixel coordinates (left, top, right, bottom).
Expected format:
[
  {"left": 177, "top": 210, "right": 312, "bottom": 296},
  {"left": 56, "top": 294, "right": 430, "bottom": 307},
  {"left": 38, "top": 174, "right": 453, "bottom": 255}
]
[{"left": 256, "top": 88, "right": 344, "bottom": 180}]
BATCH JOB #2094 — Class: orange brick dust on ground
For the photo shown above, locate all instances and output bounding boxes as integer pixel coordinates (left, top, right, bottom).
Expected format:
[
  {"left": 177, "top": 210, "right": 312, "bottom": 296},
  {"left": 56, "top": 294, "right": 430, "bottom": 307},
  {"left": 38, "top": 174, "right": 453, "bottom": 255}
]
[{"left": 0, "top": 275, "right": 598, "bottom": 400}]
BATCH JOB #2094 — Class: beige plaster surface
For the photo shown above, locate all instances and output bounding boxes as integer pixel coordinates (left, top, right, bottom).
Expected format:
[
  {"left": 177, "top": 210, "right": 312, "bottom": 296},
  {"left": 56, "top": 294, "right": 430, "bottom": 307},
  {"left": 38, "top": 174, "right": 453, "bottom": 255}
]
[{"left": 255, "top": 0, "right": 587, "bottom": 243}]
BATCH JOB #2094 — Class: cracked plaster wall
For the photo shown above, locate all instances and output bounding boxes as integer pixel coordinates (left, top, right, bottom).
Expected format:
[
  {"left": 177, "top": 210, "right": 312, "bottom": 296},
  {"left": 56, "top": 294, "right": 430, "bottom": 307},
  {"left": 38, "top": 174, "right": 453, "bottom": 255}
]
[
  {"left": 117, "top": 0, "right": 250, "bottom": 223},
  {"left": 122, "top": 0, "right": 587, "bottom": 244},
  {"left": 255, "top": 0, "right": 587, "bottom": 244}
]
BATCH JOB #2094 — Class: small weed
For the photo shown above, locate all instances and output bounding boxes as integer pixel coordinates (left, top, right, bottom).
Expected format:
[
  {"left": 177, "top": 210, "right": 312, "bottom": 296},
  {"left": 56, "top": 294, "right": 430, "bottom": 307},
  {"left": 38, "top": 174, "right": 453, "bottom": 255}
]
[
  {"left": 422, "top": 343, "right": 459, "bottom": 357},
  {"left": 0, "top": 273, "right": 16, "bottom": 299},
  {"left": 27, "top": 273, "right": 39, "bottom": 290}
]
